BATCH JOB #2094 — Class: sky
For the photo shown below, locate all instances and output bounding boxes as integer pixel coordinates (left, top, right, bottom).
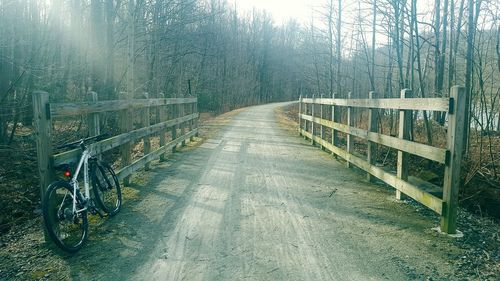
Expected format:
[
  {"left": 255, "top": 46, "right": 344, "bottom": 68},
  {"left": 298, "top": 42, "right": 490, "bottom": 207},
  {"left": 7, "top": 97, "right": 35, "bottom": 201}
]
[
  {"left": 230, "top": 0, "right": 318, "bottom": 25},
  {"left": 228, "top": 0, "right": 444, "bottom": 52},
  {"left": 229, "top": 0, "right": 437, "bottom": 26}
]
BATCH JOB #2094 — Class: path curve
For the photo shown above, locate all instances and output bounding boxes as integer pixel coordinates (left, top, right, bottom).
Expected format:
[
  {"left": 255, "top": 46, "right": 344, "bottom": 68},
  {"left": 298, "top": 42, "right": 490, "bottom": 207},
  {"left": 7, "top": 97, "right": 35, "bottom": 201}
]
[{"left": 69, "top": 102, "right": 459, "bottom": 280}]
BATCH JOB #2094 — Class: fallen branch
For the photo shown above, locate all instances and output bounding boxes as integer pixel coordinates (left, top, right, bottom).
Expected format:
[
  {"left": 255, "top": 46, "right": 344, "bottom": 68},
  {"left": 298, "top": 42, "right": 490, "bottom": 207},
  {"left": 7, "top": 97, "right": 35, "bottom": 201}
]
[
  {"left": 459, "top": 189, "right": 483, "bottom": 202},
  {"left": 329, "top": 188, "right": 338, "bottom": 197},
  {"left": 0, "top": 70, "right": 26, "bottom": 104}
]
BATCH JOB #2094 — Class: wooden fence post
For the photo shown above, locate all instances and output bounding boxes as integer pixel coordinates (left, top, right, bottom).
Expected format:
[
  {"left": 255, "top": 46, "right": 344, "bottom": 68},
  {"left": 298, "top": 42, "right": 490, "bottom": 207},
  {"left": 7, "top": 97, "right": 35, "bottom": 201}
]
[
  {"left": 298, "top": 95, "right": 302, "bottom": 136},
  {"left": 346, "top": 92, "right": 354, "bottom": 168},
  {"left": 311, "top": 95, "right": 315, "bottom": 145},
  {"left": 194, "top": 95, "right": 199, "bottom": 137},
  {"left": 189, "top": 100, "right": 194, "bottom": 141},
  {"left": 87, "top": 92, "right": 101, "bottom": 160},
  {"left": 33, "top": 91, "right": 55, "bottom": 243},
  {"left": 158, "top": 93, "right": 167, "bottom": 162},
  {"left": 33, "top": 91, "right": 55, "bottom": 204},
  {"left": 181, "top": 101, "right": 186, "bottom": 147},
  {"left": 332, "top": 92, "right": 339, "bottom": 157},
  {"left": 367, "top": 91, "right": 379, "bottom": 182},
  {"left": 396, "top": 89, "right": 412, "bottom": 200},
  {"left": 320, "top": 94, "right": 324, "bottom": 150},
  {"left": 171, "top": 101, "right": 178, "bottom": 152},
  {"left": 142, "top": 93, "right": 151, "bottom": 170},
  {"left": 120, "top": 99, "right": 132, "bottom": 185},
  {"left": 188, "top": 80, "right": 194, "bottom": 141},
  {"left": 304, "top": 96, "right": 309, "bottom": 140},
  {"left": 441, "top": 86, "right": 466, "bottom": 234},
  {"left": 87, "top": 92, "right": 100, "bottom": 136}
]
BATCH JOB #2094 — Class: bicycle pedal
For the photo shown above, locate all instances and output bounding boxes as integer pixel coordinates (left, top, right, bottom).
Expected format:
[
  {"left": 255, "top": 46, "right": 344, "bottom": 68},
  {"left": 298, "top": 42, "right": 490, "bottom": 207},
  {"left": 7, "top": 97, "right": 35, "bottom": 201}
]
[{"left": 94, "top": 208, "right": 105, "bottom": 218}]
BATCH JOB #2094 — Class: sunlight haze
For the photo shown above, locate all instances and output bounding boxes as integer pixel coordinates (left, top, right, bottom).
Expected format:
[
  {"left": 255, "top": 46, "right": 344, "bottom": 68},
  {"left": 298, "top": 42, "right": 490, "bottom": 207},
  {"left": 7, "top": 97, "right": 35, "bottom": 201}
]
[
  {"left": 231, "top": 0, "right": 316, "bottom": 24},
  {"left": 230, "top": 0, "right": 437, "bottom": 26}
]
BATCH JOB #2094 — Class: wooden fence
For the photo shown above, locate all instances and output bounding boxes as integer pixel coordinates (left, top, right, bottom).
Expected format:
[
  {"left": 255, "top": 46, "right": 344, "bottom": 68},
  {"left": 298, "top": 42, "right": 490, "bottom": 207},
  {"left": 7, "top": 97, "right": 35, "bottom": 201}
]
[
  {"left": 33, "top": 91, "right": 198, "bottom": 201},
  {"left": 298, "top": 86, "right": 466, "bottom": 234}
]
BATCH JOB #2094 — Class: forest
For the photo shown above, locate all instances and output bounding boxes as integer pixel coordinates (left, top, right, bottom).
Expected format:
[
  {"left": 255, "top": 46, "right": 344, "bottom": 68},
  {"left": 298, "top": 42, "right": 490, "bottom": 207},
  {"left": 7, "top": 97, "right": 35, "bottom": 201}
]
[{"left": 0, "top": 0, "right": 499, "bottom": 228}]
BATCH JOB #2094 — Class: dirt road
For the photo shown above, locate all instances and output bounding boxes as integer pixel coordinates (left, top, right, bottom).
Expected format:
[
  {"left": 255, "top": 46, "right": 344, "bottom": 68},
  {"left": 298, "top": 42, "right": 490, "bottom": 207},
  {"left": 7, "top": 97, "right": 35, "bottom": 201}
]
[{"left": 64, "top": 102, "right": 467, "bottom": 280}]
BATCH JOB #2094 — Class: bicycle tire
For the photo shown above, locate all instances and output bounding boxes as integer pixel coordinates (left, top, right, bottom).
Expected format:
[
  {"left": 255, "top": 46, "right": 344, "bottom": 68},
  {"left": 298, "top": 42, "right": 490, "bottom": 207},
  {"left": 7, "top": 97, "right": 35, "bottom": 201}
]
[
  {"left": 42, "top": 181, "right": 88, "bottom": 253},
  {"left": 91, "top": 161, "right": 122, "bottom": 216}
]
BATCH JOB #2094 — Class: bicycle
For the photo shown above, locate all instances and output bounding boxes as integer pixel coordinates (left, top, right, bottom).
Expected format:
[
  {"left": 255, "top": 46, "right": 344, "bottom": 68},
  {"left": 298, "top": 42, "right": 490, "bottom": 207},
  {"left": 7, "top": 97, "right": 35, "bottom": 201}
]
[{"left": 42, "top": 134, "right": 122, "bottom": 253}]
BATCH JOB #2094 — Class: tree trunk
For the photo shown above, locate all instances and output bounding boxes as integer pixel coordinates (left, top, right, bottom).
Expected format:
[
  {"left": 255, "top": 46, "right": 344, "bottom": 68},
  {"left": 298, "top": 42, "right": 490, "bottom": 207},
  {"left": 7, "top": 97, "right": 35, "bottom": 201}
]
[
  {"left": 463, "top": 0, "right": 477, "bottom": 155},
  {"left": 336, "top": 0, "right": 342, "bottom": 97},
  {"left": 90, "top": 0, "right": 105, "bottom": 93},
  {"left": 371, "top": 0, "right": 377, "bottom": 92},
  {"left": 394, "top": 1, "right": 405, "bottom": 90},
  {"left": 496, "top": 25, "right": 500, "bottom": 72},
  {"left": 436, "top": 0, "right": 449, "bottom": 125},
  {"left": 127, "top": 0, "right": 135, "bottom": 98},
  {"left": 105, "top": 0, "right": 115, "bottom": 100},
  {"left": 328, "top": 0, "right": 334, "bottom": 96},
  {"left": 412, "top": 0, "right": 433, "bottom": 145},
  {"left": 447, "top": 0, "right": 455, "bottom": 91}
]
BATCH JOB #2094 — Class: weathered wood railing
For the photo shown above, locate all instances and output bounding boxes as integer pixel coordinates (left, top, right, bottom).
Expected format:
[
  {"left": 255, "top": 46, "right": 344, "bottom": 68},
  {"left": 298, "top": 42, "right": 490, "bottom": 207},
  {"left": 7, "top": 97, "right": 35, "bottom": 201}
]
[
  {"left": 298, "top": 86, "right": 466, "bottom": 234},
  {"left": 33, "top": 91, "right": 198, "bottom": 201}
]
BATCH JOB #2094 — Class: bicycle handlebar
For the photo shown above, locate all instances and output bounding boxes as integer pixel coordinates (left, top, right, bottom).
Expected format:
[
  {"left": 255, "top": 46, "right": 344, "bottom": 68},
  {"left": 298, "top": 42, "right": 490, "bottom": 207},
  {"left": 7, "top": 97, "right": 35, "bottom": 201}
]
[{"left": 56, "top": 133, "right": 109, "bottom": 150}]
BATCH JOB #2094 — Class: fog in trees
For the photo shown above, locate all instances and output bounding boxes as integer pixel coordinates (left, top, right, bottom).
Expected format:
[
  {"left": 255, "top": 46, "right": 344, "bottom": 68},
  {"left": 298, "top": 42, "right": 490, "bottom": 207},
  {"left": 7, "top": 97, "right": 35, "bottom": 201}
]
[{"left": 0, "top": 0, "right": 498, "bottom": 152}]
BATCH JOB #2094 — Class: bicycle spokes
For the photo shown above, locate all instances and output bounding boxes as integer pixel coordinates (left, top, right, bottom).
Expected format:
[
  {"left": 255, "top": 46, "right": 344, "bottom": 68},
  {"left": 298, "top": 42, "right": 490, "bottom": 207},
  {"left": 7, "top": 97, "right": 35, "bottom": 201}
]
[
  {"left": 92, "top": 162, "right": 122, "bottom": 216},
  {"left": 43, "top": 182, "right": 88, "bottom": 253}
]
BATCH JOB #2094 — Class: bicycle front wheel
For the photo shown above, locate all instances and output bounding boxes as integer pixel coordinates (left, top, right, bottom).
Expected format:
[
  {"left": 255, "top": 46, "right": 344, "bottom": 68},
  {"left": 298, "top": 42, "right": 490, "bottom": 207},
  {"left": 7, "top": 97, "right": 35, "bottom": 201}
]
[
  {"left": 91, "top": 161, "right": 122, "bottom": 216},
  {"left": 42, "top": 181, "right": 88, "bottom": 253}
]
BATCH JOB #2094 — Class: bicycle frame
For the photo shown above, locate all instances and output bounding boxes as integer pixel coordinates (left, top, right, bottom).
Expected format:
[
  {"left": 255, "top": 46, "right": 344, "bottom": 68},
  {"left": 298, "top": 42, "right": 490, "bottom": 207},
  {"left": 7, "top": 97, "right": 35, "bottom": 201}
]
[{"left": 68, "top": 147, "right": 91, "bottom": 214}]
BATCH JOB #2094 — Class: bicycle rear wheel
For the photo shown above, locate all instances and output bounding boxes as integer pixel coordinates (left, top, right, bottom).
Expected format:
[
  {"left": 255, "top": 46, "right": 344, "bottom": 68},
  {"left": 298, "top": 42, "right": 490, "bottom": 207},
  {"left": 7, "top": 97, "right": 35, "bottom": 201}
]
[
  {"left": 91, "top": 161, "right": 122, "bottom": 216},
  {"left": 42, "top": 181, "right": 88, "bottom": 253}
]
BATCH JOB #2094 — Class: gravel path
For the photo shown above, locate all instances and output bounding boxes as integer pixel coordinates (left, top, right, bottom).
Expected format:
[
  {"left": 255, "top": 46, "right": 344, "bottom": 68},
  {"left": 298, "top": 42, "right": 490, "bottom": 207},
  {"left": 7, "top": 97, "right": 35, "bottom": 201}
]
[{"left": 9, "top": 102, "right": 489, "bottom": 280}]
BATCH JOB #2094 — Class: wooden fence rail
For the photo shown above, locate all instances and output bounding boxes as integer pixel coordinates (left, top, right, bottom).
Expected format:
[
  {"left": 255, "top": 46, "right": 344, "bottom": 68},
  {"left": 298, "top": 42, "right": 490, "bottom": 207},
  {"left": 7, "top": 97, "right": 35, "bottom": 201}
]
[
  {"left": 33, "top": 91, "right": 198, "bottom": 203},
  {"left": 298, "top": 86, "right": 466, "bottom": 234}
]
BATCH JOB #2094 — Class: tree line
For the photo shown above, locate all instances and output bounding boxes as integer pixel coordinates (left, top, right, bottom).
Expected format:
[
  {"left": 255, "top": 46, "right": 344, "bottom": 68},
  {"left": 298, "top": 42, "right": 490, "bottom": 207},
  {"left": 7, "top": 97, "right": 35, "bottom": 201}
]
[{"left": 0, "top": 0, "right": 498, "bottom": 154}]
